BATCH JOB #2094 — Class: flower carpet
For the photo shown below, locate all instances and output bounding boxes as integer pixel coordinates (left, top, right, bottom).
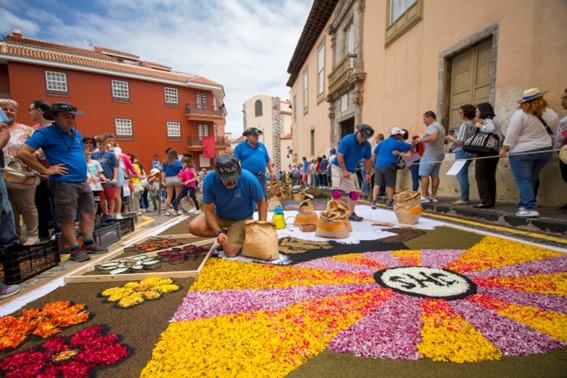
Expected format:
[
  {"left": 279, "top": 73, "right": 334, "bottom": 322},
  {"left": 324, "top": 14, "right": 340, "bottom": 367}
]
[{"left": 1, "top": 214, "right": 566, "bottom": 377}]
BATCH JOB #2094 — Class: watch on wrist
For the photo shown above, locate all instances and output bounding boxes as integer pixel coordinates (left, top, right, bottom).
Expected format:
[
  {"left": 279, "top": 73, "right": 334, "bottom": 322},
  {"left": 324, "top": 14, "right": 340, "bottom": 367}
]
[{"left": 216, "top": 229, "right": 223, "bottom": 236}]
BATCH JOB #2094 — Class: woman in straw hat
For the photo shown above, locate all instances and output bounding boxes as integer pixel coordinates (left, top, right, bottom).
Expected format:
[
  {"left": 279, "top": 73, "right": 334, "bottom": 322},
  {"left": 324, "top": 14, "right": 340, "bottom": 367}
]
[
  {"left": 499, "top": 87, "right": 558, "bottom": 217},
  {"left": 556, "top": 88, "right": 567, "bottom": 209}
]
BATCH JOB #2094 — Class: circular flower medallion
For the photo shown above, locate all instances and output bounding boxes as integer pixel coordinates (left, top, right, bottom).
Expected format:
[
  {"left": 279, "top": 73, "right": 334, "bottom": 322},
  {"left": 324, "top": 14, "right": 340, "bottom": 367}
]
[{"left": 374, "top": 266, "right": 477, "bottom": 300}]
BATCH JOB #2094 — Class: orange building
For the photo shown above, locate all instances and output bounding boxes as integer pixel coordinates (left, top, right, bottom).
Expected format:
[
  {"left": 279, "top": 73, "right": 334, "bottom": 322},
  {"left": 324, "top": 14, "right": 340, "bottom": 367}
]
[{"left": 0, "top": 29, "right": 227, "bottom": 170}]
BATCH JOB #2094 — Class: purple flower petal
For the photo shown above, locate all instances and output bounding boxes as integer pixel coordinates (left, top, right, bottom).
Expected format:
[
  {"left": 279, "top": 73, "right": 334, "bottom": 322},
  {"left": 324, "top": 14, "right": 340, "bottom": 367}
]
[
  {"left": 467, "top": 255, "right": 567, "bottom": 279},
  {"left": 451, "top": 300, "right": 565, "bottom": 355},
  {"left": 172, "top": 283, "right": 376, "bottom": 321},
  {"left": 362, "top": 251, "right": 405, "bottom": 267},
  {"left": 329, "top": 295, "right": 422, "bottom": 360},
  {"left": 296, "top": 257, "right": 378, "bottom": 274},
  {"left": 478, "top": 286, "right": 567, "bottom": 313},
  {"left": 420, "top": 249, "right": 466, "bottom": 268}
]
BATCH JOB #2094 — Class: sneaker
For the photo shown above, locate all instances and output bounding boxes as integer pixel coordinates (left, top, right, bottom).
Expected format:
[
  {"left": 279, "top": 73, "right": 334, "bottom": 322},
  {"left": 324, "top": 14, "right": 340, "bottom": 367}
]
[
  {"left": 420, "top": 196, "right": 431, "bottom": 203},
  {"left": 82, "top": 243, "right": 108, "bottom": 254},
  {"left": 70, "top": 249, "right": 91, "bottom": 262},
  {"left": 348, "top": 213, "right": 363, "bottom": 222},
  {"left": 177, "top": 210, "right": 183, "bottom": 215},
  {"left": 386, "top": 200, "right": 393, "bottom": 209},
  {"left": 0, "top": 283, "right": 20, "bottom": 300},
  {"left": 192, "top": 210, "right": 202, "bottom": 215},
  {"left": 429, "top": 196, "right": 439, "bottom": 203},
  {"left": 114, "top": 213, "right": 124, "bottom": 220},
  {"left": 22, "top": 236, "right": 40, "bottom": 246},
  {"left": 166, "top": 209, "right": 176, "bottom": 216},
  {"left": 102, "top": 214, "right": 113, "bottom": 222},
  {"left": 515, "top": 208, "right": 540, "bottom": 218},
  {"left": 452, "top": 199, "right": 470, "bottom": 205},
  {"left": 371, "top": 201, "right": 377, "bottom": 209}
]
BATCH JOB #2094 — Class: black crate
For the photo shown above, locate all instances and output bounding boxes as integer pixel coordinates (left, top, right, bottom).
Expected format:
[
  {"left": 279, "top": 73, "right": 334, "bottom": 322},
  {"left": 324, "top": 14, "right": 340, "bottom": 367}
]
[
  {"left": 0, "top": 241, "right": 60, "bottom": 284},
  {"left": 57, "top": 222, "right": 121, "bottom": 252},
  {"left": 104, "top": 214, "right": 136, "bottom": 236}
]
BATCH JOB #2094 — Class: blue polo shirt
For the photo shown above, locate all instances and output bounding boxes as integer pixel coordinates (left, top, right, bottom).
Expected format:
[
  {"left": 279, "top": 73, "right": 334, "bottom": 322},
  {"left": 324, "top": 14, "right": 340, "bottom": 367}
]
[
  {"left": 202, "top": 169, "right": 264, "bottom": 220},
  {"left": 373, "top": 137, "right": 411, "bottom": 169},
  {"left": 233, "top": 141, "right": 270, "bottom": 175},
  {"left": 332, "top": 133, "right": 372, "bottom": 172},
  {"left": 25, "top": 124, "right": 87, "bottom": 183},
  {"left": 162, "top": 160, "right": 183, "bottom": 177},
  {"left": 91, "top": 150, "right": 119, "bottom": 187}
]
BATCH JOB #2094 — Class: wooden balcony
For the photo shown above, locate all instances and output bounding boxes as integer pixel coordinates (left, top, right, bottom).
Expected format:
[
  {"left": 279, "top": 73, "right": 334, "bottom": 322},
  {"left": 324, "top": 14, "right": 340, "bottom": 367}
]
[
  {"left": 185, "top": 102, "right": 226, "bottom": 122},
  {"left": 328, "top": 54, "right": 357, "bottom": 96},
  {"left": 187, "top": 135, "right": 227, "bottom": 149}
]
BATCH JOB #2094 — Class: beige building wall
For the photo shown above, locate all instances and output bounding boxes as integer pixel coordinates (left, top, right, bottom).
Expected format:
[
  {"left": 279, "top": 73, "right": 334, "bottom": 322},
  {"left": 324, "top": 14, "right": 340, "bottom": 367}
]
[
  {"left": 288, "top": 0, "right": 567, "bottom": 205},
  {"left": 242, "top": 95, "right": 292, "bottom": 172}
]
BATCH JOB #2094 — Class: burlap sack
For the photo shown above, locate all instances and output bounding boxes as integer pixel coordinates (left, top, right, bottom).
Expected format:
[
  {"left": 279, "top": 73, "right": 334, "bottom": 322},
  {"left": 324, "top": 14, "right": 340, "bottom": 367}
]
[
  {"left": 241, "top": 220, "right": 280, "bottom": 260},
  {"left": 268, "top": 197, "right": 283, "bottom": 212},
  {"left": 315, "top": 200, "right": 350, "bottom": 239},
  {"left": 293, "top": 199, "right": 319, "bottom": 226},
  {"left": 393, "top": 191, "right": 422, "bottom": 225},
  {"left": 269, "top": 181, "right": 281, "bottom": 198},
  {"left": 280, "top": 186, "right": 292, "bottom": 200}
]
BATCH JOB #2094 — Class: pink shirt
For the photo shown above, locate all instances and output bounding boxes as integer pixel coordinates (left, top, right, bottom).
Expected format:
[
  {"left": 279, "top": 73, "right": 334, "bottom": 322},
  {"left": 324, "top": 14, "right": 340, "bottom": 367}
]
[{"left": 178, "top": 167, "right": 197, "bottom": 188}]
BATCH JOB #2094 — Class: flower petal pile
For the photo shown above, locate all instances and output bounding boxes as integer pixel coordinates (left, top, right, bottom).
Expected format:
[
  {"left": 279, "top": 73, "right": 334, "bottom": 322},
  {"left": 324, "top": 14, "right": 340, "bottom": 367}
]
[
  {"left": 101, "top": 277, "right": 180, "bottom": 308},
  {"left": 0, "top": 301, "right": 89, "bottom": 351},
  {"left": 0, "top": 326, "right": 129, "bottom": 377},
  {"left": 142, "top": 236, "right": 567, "bottom": 377}
]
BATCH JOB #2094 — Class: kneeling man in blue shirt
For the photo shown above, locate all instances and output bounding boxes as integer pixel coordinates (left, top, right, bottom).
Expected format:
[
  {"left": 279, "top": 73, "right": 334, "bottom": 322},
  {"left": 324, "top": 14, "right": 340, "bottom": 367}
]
[{"left": 188, "top": 154, "right": 267, "bottom": 257}]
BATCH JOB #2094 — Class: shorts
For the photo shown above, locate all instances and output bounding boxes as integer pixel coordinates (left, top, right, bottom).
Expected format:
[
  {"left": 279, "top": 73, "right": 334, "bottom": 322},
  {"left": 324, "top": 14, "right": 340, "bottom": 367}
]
[
  {"left": 194, "top": 213, "right": 250, "bottom": 250},
  {"left": 331, "top": 164, "right": 360, "bottom": 193},
  {"left": 92, "top": 190, "right": 101, "bottom": 202},
  {"left": 418, "top": 155, "right": 444, "bottom": 177},
  {"left": 100, "top": 186, "right": 120, "bottom": 201},
  {"left": 165, "top": 176, "right": 182, "bottom": 187},
  {"left": 48, "top": 181, "right": 94, "bottom": 222},
  {"left": 374, "top": 165, "right": 397, "bottom": 188}
]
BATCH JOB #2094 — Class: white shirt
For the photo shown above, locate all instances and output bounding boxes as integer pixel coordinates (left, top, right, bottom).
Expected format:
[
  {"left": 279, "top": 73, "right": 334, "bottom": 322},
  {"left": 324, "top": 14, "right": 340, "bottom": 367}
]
[{"left": 504, "top": 108, "right": 558, "bottom": 154}]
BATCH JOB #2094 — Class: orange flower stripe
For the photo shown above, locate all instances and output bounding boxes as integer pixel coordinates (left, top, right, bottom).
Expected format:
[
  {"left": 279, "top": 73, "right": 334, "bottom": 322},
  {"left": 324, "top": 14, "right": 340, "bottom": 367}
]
[
  {"left": 467, "top": 294, "right": 567, "bottom": 343},
  {"left": 331, "top": 254, "right": 388, "bottom": 270},
  {"left": 391, "top": 250, "right": 421, "bottom": 266},
  {"left": 445, "top": 237, "right": 562, "bottom": 273},
  {"left": 474, "top": 273, "right": 567, "bottom": 296},
  {"left": 418, "top": 299, "right": 502, "bottom": 363}
]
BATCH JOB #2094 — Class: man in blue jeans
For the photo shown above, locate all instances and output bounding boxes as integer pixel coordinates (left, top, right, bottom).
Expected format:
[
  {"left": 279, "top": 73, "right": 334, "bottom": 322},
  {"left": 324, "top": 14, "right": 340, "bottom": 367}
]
[{"left": 0, "top": 119, "right": 22, "bottom": 299}]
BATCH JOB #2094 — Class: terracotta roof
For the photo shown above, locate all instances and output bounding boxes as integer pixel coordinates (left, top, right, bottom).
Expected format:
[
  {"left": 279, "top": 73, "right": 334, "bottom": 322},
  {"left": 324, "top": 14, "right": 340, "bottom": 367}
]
[
  {"left": 286, "top": 0, "right": 338, "bottom": 87},
  {"left": 1, "top": 33, "right": 222, "bottom": 88}
]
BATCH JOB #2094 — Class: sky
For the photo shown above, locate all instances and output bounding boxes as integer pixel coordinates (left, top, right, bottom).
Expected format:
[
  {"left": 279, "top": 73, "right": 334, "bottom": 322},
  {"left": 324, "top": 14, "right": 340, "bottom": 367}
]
[{"left": 0, "top": 0, "right": 312, "bottom": 136}]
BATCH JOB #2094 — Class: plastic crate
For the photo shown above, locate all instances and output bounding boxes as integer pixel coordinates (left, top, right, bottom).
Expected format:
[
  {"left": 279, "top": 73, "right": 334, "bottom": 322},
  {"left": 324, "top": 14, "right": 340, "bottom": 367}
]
[
  {"left": 57, "top": 222, "right": 121, "bottom": 252},
  {"left": 0, "top": 242, "right": 60, "bottom": 284},
  {"left": 105, "top": 214, "right": 136, "bottom": 236}
]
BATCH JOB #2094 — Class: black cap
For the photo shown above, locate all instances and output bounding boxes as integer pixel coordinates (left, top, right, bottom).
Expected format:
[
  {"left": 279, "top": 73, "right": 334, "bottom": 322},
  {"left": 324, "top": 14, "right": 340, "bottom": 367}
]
[
  {"left": 215, "top": 154, "right": 241, "bottom": 181},
  {"left": 356, "top": 124, "right": 374, "bottom": 139},
  {"left": 243, "top": 127, "right": 263, "bottom": 137},
  {"left": 43, "top": 102, "right": 84, "bottom": 120}
]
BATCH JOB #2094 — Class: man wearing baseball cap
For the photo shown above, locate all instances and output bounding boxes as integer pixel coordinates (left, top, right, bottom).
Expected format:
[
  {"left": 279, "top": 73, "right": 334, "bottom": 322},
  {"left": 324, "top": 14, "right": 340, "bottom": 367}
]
[
  {"left": 370, "top": 127, "right": 415, "bottom": 209},
  {"left": 234, "top": 127, "right": 274, "bottom": 198},
  {"left": 17, "top": 102, "right": 107, "bottom": 262},
  {"left": 188, "top": 154, "right": 267, "bottom": 257},
  {"left": 330, "top": 124, "right": 374, "bottom": 221}
]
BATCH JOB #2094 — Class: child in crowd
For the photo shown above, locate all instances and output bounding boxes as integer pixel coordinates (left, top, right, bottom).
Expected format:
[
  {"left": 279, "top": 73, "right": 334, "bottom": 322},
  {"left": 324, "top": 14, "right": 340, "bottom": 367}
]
[
  {"left": 85, "top": 150, "right": 108, "bottom": 216},
  {"left": 91, "top": 135, "right": 120, "bottom": 219},
  {"left": 147, "top": 168, "right": 161, "bottom": 212},
  {"left": 170, "top": 156, "right": 201, "bottom": 215}
]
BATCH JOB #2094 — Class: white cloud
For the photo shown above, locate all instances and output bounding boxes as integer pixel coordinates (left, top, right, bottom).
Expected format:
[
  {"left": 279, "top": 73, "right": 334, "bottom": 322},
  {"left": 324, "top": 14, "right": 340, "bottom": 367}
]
[{"left": 0, "top": 0, "right": 312, "bottom": 135}]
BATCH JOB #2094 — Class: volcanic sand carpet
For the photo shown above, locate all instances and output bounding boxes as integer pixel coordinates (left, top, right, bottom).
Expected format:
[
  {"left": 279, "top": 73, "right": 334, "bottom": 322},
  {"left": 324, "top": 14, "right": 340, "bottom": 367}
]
[{"left": 1, "top": 219, "right": 566, "bottom": 377}]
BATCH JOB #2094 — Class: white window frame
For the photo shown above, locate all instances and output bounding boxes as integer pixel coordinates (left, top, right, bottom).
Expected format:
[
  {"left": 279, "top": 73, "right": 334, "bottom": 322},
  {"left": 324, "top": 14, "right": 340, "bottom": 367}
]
[
  {"left": 196, "top": 92, "right": 208, "bottom": 109},
  {"left": 115, "top": 118, "right": 133, "bottom": 138},
  {"left": 45, "top": 71, "right": 68, "bottom": 92},
  {"left": 317, "top": 42, "right": 325, "bottom": 97},
  {"left": 166, "top": 121, "right": 181, "bottom": 139},
  {"left": 390, "top": 0, "right": 417, "bottom": 24},
  {"left": 112, "top": 80, "right": 130, "bottom": 99},
  {"left": 198, "top": 123, "right": 209, "bottom": 140},
  {"left": 164, "top": 87, "right": 179, "bottom": 104}
]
